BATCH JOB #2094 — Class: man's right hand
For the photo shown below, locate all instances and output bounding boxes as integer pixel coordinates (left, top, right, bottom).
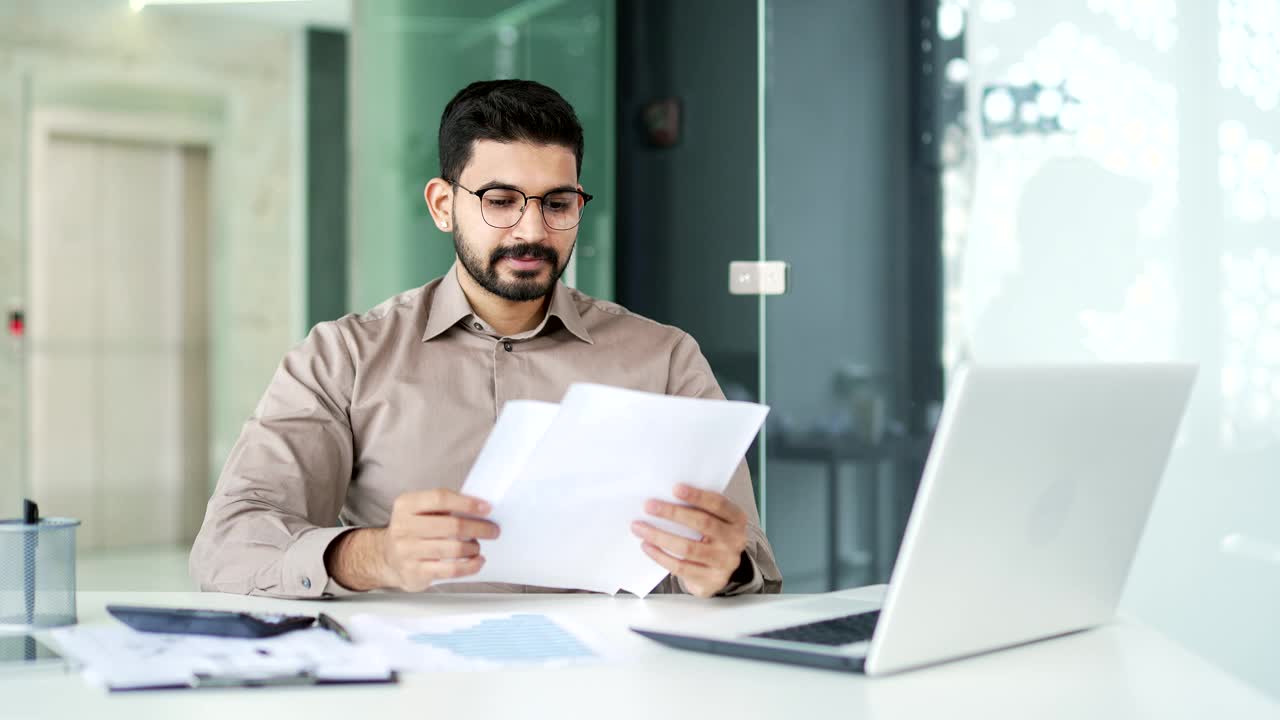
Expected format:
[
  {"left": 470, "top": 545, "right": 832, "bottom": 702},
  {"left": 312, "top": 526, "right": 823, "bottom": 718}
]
[{"left": 325, "top": 489, "right": 499, "bottom": 592}]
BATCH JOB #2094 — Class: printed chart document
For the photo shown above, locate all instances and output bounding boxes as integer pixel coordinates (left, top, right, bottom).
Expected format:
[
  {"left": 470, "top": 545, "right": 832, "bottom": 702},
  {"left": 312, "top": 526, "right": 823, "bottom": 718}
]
[
  {"left": 49, "top": 625, "right": 393, "bottom": 691},
  {"left": 439, "top": 383, "right": 769, "bottom": 596},
  {"left": 347, "top": 613, "right": 605, "bottom": 671}
]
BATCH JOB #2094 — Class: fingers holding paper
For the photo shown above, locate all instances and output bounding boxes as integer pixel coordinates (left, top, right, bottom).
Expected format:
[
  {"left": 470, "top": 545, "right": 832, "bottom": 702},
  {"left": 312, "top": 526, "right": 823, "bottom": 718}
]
[
  {"left": 380, "top": 489, "right": 501, "bottom": 592},
  {"left": 631, "top": 483, "right": 749, "bottom": 598}
]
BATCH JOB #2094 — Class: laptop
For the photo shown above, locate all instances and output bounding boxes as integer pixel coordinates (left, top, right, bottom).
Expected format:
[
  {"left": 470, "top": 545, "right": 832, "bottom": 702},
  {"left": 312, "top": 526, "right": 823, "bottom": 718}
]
[{"left": 632, "top": 363, "right": 1197, "bottom": 676}]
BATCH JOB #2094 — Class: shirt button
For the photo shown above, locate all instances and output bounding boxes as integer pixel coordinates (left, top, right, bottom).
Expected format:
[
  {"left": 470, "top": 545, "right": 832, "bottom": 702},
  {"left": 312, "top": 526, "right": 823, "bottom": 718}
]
[
  {"left": 503, "top": 342, "right": 513, "bottom": 352},
  {"left": 473, "top": 322, "right": 483, "bottom": 330},
  {"left": 301, "top": 577, "right": 312, "bottom": 590}
]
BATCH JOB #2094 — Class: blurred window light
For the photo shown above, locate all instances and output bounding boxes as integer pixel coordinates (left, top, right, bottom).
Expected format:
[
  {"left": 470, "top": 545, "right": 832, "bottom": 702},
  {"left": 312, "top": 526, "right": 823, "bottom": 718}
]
[
  {"left": 1057, "top": 102, "right": 1083, "bottom": 132},
  {"left": 1219, "top": 0, "right": 1280, "bottom": 110},
  {"left": 945, "top": 57, "right": 971, "bottom": 85},
  {"left": 1223, "top": 248, "right": 1280, "bottom": 444},
  {"left": 1036, "top": 87, "right": 1065, "bottom": 117},
  {"left": 948, "top": 19, "right": 1182, "bottom": 374},
  {"left": 938, "top": 1, "right": 966, "bottom": 40},
  {"left": 1219, "top": 119, "right": 1248, "bottom": 152},
  {"left": 1018, "top": 101, "right": 1040, "bottom": 125},
  {"left": 1221, "top": 534, "right": 1280, "bottom": 567},
  {"left": 1086, "top": 0, "right": 1178, "bottom": 51},
  {"left": 982, "top": 87, "right": 1015, "bottom": 124},
  {"left": 1219, "top": 121, "right": 1280, "bottom": 221},
  {"left": 980, "top": 82, "right": 1079, "bottom": 138},
  {"left": 978, "top": 0, "right": 1016, "bottom": 24},
  {"left": 1006, "top": 62, "right": 1032, "bottom": 86},
  {"left": 1032, "top": 58, "right": 1066, "bottom": 88}
]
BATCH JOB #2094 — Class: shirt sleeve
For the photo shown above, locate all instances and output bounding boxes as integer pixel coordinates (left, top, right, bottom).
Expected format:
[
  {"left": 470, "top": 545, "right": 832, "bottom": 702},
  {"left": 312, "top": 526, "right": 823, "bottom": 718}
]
[
  {"left": 189, "top": 321, "right": 361, "bottom": 599},
  {"left": 657, "top": 332, "right": 783, "bottom": 595}
]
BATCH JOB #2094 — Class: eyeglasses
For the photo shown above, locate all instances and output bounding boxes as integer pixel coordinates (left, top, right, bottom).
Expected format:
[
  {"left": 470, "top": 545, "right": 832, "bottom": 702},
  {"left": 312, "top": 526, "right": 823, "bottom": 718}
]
[{"left": 451, "top": 182, "right": 593, "bottom": 231}]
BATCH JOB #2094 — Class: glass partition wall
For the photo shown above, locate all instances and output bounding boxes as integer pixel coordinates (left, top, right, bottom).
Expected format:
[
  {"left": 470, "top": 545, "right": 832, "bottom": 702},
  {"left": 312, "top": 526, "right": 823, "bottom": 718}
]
[
  {"left": 940, "top": 0, "right": 1280, "bottom": 698},
  {"left": 753, "top": 0, "right": 930, "bottom": 594},
  {"left": 752, "top": 0, "right": 1278, "bottom": 698}
]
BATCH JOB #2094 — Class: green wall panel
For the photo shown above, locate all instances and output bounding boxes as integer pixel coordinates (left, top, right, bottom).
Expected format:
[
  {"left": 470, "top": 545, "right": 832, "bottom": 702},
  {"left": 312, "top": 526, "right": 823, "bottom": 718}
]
[{"left": 349, "top": 0, "right": 615, "bottom": 312}]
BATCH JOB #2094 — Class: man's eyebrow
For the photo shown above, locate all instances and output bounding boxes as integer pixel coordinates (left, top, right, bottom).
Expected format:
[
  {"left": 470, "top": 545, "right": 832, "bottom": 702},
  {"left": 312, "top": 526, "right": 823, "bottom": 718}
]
[
  {"left": 544, "top": 184, "right": 581, "bottom": 194},
  {"left": 473, "top": 180, "right": 521, "bottom": 192},
  {"left": 473, "top": 180, "right": 580, "bottom": 194}
]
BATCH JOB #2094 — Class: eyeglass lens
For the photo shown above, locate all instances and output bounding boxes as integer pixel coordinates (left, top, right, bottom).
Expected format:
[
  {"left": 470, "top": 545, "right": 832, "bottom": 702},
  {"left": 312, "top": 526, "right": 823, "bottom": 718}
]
[{"left": 479, "top": 189, "right": 584, "bottom": 230}]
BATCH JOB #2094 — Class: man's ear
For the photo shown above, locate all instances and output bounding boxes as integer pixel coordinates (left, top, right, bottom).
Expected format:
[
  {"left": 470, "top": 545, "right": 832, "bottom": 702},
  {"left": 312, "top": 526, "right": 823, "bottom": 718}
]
[{"left": 424, "top": 177, "right": 454, "bottom": 231}]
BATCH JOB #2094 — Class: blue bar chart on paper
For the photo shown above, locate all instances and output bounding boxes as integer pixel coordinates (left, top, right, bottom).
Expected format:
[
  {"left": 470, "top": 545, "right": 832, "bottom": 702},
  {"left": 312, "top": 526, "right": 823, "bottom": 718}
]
[
  {"left": 347, "top": 612, "right": 603, "bottom": 671},
  {"left": 410, "top": 614, "right": 596, "bottom": 662}
]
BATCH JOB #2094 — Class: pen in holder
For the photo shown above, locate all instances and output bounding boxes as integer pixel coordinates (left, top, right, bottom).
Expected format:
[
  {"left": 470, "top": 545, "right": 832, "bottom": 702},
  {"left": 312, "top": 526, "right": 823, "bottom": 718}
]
[
  {"left": 23, "top": 500, "right": 37, "bottom": 631},
  {"left": 0, "top": 500, "right": 80, "bottom": 631}
]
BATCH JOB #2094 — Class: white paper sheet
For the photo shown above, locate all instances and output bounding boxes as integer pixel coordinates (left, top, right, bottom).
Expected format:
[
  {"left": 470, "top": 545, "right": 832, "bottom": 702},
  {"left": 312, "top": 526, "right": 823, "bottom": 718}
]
[
  {"left": 459, "top": 400, "right": 559, "bottom": 504},
  {"left": 346, "top": 612, "right": 606, "bottom": 671},
  {"left": 441, "top": 383, "right": 769, "bottom": 596},
  {"left": 49, "top": 625, "right": 393, "bottom": 690}
]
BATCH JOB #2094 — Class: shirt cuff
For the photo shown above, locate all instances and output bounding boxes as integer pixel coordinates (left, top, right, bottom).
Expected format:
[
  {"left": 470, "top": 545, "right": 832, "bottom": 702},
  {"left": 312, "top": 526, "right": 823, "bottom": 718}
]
[
  {"left": 715, "top": 551, "right": 764, "bottom": 597},
  {"left": 280, "top": 526, "right": 362, "bottom": 599}
]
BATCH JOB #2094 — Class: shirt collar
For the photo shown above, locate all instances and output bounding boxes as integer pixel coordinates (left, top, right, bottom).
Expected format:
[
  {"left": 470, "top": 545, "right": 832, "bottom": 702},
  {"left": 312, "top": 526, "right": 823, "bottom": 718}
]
[
  {"left": 421, "top": 263, "right": 594, "bottom": 344},
  {"left": 544, "top": 275, "right": 594, "bottom": 344},
  {"left": 420, "top": 265, "right": 475, "bottom": 342}
]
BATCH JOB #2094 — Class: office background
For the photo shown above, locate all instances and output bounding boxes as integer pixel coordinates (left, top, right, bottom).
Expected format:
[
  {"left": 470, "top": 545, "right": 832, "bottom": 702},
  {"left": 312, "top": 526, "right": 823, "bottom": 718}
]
[{"left": 0, "top": 0, "right": 1276, "bottom": 700}]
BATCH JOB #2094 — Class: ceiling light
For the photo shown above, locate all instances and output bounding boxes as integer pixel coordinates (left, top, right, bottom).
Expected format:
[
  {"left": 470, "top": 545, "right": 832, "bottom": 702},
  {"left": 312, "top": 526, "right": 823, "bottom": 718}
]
[{"left": 132, "top": 0, "right": 308, "bottom": 12}]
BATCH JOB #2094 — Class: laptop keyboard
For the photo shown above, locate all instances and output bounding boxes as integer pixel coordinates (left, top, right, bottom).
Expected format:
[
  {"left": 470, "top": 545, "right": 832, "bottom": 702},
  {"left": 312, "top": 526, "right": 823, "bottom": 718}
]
[{"left": 750, "top": 610, "right": 881, "bottom": 646}]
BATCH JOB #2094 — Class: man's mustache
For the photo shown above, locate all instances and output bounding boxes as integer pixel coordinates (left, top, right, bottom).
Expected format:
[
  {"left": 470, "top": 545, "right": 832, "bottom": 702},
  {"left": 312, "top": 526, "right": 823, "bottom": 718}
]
[{"left": 490, "top": 244, "right": 559, "bottom": 265}]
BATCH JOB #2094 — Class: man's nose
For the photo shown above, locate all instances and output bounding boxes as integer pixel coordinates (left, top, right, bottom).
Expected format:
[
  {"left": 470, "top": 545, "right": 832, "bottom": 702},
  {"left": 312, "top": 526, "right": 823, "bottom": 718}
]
[{"left": 511, "top": 198, "right": 549, "bottom": 242}]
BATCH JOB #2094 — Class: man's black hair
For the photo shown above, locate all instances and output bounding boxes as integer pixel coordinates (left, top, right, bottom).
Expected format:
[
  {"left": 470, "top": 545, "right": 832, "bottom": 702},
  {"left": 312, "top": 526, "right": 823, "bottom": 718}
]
[{"left": 438, "top": 79, "right": 584, "bottom": 182}]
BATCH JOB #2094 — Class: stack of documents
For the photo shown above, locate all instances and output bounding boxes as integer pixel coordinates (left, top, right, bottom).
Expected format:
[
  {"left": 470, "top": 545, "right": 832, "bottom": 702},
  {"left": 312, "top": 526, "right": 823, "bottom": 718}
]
[
  {"left": 49, "top": 625, "right": 394, "bottom": 691},
  {"left": 441, "top": 383, "right": 768, "bottom": 596},
  {"left": 50, "top": 613, "right": 602, "bottom": 687}
]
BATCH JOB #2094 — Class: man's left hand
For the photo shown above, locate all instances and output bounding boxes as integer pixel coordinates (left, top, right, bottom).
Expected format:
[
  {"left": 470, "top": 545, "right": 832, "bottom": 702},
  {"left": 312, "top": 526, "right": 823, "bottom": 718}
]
[{"left": 631, "top": 483, "right": 749, "bottom": 598}]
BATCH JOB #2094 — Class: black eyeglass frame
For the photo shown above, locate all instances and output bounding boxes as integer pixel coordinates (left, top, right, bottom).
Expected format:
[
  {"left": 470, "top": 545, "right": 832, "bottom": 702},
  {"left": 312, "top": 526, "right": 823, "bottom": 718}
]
[{"left": 450, "top": 181, "right": 595, "bottom": 230}]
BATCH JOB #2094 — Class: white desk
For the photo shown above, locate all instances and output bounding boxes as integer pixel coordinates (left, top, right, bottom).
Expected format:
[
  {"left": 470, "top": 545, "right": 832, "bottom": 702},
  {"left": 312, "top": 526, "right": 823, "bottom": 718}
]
[{"left": 6, "top": 590, "right": 1277, "bottom": 720}]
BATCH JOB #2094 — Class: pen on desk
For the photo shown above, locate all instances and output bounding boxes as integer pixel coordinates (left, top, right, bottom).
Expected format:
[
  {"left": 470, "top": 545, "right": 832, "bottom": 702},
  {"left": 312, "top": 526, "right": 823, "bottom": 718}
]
[
  {"left": 317, "top": 613, "right": 353, "bottom": 643},
  {"left": 22, "top": 500, "right": 39, "bottom": 661}
]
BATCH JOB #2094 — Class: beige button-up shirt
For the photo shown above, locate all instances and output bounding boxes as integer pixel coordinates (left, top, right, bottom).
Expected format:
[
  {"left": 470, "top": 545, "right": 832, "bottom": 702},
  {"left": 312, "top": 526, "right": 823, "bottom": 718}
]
[{"left": 191, "top": 265, "right": 782, "bottom": 599}]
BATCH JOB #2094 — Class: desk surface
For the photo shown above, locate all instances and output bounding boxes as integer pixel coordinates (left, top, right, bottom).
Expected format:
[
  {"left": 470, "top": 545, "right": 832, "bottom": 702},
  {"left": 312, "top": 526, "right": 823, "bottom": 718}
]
[{"left": 6, "top": 591, "right": 1277, "bottom": 720}]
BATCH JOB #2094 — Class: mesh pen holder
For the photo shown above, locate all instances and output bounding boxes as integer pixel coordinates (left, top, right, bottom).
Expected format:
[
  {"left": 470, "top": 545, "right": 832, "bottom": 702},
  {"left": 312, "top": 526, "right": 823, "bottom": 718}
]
[{"left": 0, "top": 517, "right": 79, "bottom": 631}]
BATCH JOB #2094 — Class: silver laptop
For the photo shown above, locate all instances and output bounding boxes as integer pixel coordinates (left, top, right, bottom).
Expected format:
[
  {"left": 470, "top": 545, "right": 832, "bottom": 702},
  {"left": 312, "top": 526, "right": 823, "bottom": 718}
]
[{"left": 632, "top": 363, "right": 1197, "bottom": 675}]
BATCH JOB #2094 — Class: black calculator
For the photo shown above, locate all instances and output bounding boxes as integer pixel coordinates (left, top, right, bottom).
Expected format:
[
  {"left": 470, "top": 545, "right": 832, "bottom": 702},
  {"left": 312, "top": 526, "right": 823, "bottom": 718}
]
[{"left": 106, "top": 605, "right": 317, "bottom": 639}]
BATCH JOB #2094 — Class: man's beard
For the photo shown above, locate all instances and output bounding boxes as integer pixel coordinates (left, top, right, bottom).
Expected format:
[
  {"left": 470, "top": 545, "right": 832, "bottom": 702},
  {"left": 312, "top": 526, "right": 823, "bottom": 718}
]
[{"left": 454, "top": 226, "right": 572, "bottom": 302}]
